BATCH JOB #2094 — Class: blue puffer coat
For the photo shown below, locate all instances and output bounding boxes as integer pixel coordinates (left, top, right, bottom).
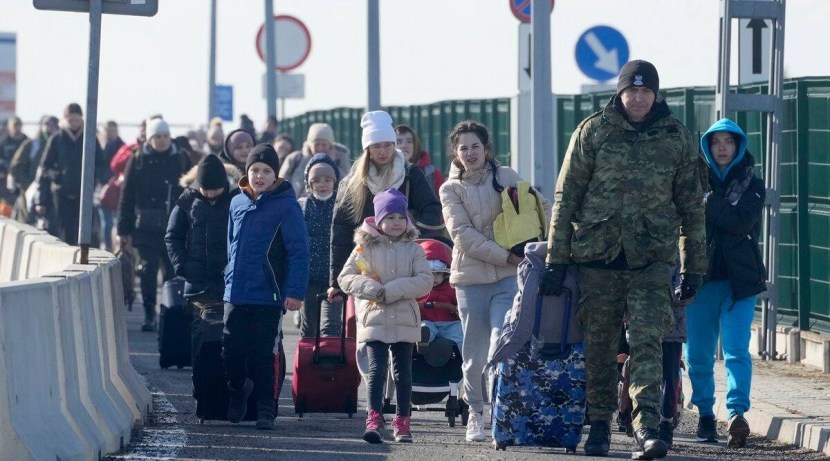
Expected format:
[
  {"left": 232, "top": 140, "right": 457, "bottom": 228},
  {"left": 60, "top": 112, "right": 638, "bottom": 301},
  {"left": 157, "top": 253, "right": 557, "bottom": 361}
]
[{"left": 224, "top": 177, "right": 310, "bottom": 307}]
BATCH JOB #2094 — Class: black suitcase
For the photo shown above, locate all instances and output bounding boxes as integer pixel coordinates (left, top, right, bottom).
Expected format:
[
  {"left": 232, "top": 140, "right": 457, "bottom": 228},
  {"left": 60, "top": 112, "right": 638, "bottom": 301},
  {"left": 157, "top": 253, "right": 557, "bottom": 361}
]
[
  {"left": 192, "top": 303, "right": 287, "bottom": 423},
  {"left": 158, "top": 278, "right": 192, "bottom": 369}
]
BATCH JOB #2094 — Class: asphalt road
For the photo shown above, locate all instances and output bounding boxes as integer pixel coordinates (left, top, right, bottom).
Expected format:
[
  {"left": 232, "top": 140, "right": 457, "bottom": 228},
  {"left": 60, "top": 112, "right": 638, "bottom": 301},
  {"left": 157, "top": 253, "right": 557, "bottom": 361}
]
[{"left": 108, "top": 305, "right": 828, "bottom": 461}]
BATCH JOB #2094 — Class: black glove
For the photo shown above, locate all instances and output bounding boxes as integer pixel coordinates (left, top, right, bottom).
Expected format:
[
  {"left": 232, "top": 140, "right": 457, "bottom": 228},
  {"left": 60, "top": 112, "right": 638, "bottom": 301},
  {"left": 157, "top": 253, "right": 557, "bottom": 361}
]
[
  {"left": 675, "top": 273, "right": 704, "bottom": 304},
  {"left": 540, "top": 263, "right": 568, "bottom": 296}
]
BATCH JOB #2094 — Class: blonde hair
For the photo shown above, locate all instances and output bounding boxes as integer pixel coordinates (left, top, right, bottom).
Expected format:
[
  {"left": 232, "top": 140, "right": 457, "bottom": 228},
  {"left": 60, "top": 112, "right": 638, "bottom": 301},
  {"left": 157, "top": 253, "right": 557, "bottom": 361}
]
[{"left": 338, "top": 148, "right": 397, "bottom": 223}]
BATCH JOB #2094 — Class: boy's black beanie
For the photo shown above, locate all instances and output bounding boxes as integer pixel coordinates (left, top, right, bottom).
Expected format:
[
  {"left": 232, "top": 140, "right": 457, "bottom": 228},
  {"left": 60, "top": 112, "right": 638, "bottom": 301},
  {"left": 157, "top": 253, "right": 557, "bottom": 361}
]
[{"left": 245, "top": 143, "right": 280, "bottom": 174}]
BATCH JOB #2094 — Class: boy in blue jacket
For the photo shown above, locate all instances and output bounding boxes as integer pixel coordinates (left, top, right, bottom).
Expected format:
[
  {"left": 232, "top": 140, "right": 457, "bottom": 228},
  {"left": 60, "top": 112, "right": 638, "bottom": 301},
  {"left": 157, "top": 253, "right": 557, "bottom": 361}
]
[{"left": 224, "top": 144, "right": 309, "bottom": 430}]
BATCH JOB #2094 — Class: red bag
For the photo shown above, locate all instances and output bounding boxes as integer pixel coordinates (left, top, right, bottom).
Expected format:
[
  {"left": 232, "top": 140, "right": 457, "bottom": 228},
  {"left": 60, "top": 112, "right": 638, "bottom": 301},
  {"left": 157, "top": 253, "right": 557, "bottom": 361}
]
[
  {"left": 292, "top": 293, "right": 361, "bottom": 417},
  {"left": 99, "top": 174, "right": 122, "bottom": 211}
]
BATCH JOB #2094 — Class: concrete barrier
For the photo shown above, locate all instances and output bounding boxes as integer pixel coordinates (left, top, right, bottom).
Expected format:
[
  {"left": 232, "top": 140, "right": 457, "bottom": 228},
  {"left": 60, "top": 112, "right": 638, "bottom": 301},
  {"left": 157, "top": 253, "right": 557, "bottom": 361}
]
[
  {"left": 66, "top": 262, "right": 152, "bottom": 422},
  {"left": 0, "top": 217, "right": 151, "bottom": 460},
  {"left": 0, "top": 220, "right": 26, "bottom": 282},
  {"left": 0, "top": 279, "right": 94, "bottom": 461}
]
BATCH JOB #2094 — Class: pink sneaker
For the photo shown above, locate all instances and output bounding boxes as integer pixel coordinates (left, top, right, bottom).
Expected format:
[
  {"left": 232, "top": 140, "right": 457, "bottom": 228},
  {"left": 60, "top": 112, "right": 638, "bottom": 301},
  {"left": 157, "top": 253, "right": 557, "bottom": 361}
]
[
  {"left": 393, "top": 415, "right": 412, "bottom": 443},
  {"left": 363, "top": 410, "right": 384, "bottom": 444}
]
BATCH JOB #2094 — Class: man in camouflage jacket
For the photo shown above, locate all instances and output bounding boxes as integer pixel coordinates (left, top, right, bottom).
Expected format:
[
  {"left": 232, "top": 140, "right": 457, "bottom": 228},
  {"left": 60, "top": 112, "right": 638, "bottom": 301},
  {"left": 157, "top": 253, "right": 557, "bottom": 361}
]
[{"left": 541, "top": 60, "right": 706, "bottom": 459}]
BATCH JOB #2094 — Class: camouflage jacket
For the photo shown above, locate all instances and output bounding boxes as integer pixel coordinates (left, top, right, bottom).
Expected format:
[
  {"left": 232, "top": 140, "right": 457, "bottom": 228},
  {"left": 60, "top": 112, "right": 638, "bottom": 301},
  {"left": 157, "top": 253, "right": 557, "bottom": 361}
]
[{"left": 546, "top": 96, "right": 707, "bottom": 275}]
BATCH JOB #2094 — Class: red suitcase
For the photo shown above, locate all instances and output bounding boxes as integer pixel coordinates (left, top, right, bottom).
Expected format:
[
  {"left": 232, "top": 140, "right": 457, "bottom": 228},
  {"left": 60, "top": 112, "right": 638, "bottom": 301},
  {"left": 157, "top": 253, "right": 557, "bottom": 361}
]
[{"left": 292, "top": 293, "right": 361, "bottom": 417}]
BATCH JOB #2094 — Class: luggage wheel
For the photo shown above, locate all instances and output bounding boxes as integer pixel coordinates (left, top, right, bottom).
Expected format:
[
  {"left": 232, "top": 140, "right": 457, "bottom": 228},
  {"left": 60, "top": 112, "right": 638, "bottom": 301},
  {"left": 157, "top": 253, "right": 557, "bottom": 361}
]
[
  {"left": 348, "top": 413, "right": 354, "bottom": 419},
  {"left": 447, "top": 409, "right": 456, "bottom": 427},
  {"left": 632, "top": 451, "right": 654, "bottom": 460},
  {"left": 177, "top": 365, "right": 184, "bottom": 370},
  {"left": 199, "top": 418, "right": 205, "bottom": 425},
  {"left": 494, "top": 441, "right": 508, "bottom": 451},
  {"left": 565, "top": 446, "right": 577, "bottom": 454}
]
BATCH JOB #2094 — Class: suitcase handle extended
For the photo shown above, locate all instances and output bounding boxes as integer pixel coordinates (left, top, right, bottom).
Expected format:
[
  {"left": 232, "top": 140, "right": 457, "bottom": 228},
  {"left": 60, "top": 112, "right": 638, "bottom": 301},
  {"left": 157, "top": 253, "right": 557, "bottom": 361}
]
[
  {"left": 533, "top": 286, "right": 573, "bottom": 356},
  {"left": 314, "top": 292, "right": 349, "bottom": 366}
]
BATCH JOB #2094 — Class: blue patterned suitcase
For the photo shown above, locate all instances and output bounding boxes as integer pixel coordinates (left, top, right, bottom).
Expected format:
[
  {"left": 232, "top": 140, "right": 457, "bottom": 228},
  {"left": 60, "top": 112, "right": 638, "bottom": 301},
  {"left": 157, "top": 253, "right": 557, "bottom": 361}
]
[{"left": 491, "top": 288, "right": 586, "bottom": 452}]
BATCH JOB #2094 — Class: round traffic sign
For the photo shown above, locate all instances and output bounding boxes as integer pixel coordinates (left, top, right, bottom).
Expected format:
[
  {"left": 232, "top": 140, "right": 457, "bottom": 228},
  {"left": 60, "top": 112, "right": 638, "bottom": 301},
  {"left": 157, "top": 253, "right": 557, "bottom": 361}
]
[
  {"left": 510, "top": 0, "right": 554, "bottom": 23},
  {"left": 575, "top": 25, "right": 629, "bottom": 82},
  {"left": 256, "top": 15, "right": 312, "bottom": 72}
]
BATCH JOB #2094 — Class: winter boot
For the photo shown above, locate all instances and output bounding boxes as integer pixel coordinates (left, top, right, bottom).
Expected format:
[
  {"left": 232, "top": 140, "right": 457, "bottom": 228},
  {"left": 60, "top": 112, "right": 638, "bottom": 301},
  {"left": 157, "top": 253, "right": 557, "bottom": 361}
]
[
  {"left": 657, "top": 420, "right": 674, "bottom": 449},
  {"left": 256, "top": 399, "right": 276, "bottom": 430},
  {"left": 696, "top": 414, "right": 719, "bottom": 443},
  {"left": 583, "top": 420, "right": 611, "bottom": 456},
  {"left": 727, "top": 414, "right": 750, "bottom": 448},
  {"left": 226, "top": 378, "right": 253, "bottom": 423},
  {"left": 633, "top": 427, "right": 668, "bottom": 460}
]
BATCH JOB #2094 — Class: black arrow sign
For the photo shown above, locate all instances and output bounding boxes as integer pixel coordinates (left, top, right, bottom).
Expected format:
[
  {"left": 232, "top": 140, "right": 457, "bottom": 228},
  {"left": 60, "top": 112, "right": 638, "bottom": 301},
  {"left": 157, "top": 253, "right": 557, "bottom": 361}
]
[
  {"left": 747, "top": 19, "right": 767, "bottom": 74},
  {"left": 525, "top": 33, "right": 532, "bottom": 78}
]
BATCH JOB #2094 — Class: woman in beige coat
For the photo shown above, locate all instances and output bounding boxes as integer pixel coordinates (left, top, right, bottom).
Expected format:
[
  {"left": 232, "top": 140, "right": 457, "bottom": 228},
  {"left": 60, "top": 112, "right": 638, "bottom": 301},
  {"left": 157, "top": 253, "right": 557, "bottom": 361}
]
[
  {"left": 439, "top": 121, "right": 551, "bottom": 443},
  {"left": 338, "top": 188, "right": 433, "bottom": 444}
]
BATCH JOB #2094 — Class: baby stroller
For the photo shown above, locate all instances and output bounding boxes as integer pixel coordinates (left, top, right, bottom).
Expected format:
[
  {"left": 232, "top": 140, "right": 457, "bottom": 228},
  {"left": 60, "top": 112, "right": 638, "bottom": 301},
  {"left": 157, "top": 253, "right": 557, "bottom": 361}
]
[
  {"left": 381, "top": 238, "right": 468, "bottom": 427},
  {"left": 381, "top": 336, "right": 468, "bottom": 427}
]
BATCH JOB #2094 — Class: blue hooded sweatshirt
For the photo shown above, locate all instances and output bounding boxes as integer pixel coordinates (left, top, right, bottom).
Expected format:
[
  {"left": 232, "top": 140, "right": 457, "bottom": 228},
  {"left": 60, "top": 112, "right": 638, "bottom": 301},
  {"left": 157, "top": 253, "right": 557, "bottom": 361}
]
[{"left": 700, "top": 118, "right": 749, "bottom": 183}]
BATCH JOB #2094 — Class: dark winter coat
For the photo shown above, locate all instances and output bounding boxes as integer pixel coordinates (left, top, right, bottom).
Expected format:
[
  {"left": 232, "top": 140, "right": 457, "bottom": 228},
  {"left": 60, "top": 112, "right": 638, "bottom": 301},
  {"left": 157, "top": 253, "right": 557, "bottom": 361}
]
[
  {"left": 329, "top": 156, "right": 444, "bottom": 289},
  {"left": 165, "top": 184, "right": 237, "bottom": 299},
  {"left": 224, "top": 178, "right": 309, "bottom": 307},
  {"left": 37, "top": 129, "right": 105, "bottom": 206},
  {"left": 117, "top": 143, "right": 191, "bottom": 249},
  {"left": 299, "top": 154, "right": 341, "bottom": 284},
  {"left": 0, "top": 134, "right": 27, "bottom": 164},
  {"left": 700, "top": 119, "right": 767, "bottom": 300},
  {"left": 9, "top": 134, "right": 48, "bottom": 192}
]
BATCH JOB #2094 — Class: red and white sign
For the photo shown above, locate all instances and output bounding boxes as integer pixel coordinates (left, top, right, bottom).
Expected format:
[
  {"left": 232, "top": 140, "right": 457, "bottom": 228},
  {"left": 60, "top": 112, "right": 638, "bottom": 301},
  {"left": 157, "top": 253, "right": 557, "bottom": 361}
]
[
  {"left": 509, "top": 0, "right": 554, "bottom": 23},
  {"left": 256, "top": 15, "right": 311, "bottom": 72}
]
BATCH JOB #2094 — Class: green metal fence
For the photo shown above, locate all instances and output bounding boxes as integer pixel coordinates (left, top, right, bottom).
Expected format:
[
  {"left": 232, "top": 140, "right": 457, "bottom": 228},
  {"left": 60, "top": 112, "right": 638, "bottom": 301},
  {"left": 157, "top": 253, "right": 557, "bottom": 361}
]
[
  {"left": 280, "top": 98, "right": 512, "bottom": 174},
  {"left": 280, "top": 77, "right": 830, "bottom": 332}
]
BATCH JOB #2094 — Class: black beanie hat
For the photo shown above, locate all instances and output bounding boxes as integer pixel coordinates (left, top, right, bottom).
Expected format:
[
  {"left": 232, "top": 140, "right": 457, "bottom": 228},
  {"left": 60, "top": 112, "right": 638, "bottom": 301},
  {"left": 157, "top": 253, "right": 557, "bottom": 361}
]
[
  {"left": 64, "top": 103, "right": 83, "bottom": 118},
  {"left": 617, "top": 60, "right": 659, "bottom": 95},
  {"left": 196, "top": 154, "right": 227, "bottom": 189},
  {"left": 245, "top": 143, "right": 280, "bottom": 174}
]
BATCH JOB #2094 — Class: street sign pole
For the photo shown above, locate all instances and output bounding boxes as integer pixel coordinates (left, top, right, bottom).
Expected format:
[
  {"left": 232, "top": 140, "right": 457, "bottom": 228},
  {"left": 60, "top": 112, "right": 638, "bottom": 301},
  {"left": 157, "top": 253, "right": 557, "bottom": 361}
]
[
  {"left": 208, "top": 0, "right": 217, "bottom": 122},
  {"left": 264, "top": 0, "right": 278, "bottom": 120},
  {"left": 367, "top": 0, "right": 380, "bottom": 111},
  {"left": 531, "top": 0, "right": 554, "bottom": 198},
  {"left": 77, "top": 0, "right": 102, "bottom": 264}
]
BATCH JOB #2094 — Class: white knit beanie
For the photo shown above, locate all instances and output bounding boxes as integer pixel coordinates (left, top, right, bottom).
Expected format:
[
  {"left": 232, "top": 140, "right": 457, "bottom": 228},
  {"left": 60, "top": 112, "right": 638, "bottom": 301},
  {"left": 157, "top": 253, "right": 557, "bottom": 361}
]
[
  {"left": 306, "top": 123, "right": 335, "bottom": 144},
  {"left": 360, "top": 111, "right": 396, "bottom": 149},
  {"left": 146, "top": 118, "right": 170, "bottom": 140}
]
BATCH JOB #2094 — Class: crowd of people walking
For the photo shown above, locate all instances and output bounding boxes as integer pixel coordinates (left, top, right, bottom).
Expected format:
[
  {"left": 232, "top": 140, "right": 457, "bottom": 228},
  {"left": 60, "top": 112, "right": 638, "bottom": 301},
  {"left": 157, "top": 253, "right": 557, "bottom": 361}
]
[{"left": 0, "top": 59, "right": 765, "bottom": 459}]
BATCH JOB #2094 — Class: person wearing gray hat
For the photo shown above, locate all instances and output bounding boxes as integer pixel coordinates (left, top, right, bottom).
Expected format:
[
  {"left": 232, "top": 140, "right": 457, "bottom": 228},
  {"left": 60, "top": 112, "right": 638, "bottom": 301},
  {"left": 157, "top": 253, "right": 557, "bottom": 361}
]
[{"left": 541, "top": 60, "right": 706, "bottom": 459}]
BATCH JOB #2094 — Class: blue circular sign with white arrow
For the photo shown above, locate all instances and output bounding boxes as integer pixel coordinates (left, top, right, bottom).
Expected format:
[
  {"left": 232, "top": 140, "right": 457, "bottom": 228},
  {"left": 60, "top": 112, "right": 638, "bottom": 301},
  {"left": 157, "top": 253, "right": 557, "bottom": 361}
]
[{"left": 575, "top": 25, "right": 629, "bottom": 82}]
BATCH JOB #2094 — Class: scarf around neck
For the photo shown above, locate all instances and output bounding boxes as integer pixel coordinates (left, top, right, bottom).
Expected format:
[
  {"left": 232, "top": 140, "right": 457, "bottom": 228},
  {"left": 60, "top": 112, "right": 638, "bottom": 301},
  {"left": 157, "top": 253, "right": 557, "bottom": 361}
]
[{"left": 364, "top": 150, "right": 406, "bottom": 195}]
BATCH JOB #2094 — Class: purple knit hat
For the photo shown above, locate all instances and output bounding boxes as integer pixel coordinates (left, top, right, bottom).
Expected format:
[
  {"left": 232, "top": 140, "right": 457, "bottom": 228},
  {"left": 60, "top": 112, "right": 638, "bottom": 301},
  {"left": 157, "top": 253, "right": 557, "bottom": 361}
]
[{"left": 373, "top": 188, "right": 408, "bottom": 225}]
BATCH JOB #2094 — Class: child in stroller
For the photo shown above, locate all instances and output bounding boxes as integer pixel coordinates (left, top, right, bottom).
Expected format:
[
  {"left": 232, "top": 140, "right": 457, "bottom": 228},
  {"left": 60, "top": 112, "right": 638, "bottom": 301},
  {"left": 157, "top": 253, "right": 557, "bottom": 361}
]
[{"left": 382, "top": 238, "right": 468, "bottom": 427}]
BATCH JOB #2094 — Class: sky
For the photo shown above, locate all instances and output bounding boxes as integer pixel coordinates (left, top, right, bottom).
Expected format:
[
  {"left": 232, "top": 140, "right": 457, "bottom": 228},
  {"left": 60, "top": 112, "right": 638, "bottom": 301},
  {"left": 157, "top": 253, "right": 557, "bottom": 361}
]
[{"left": 1, "top": 0, "right": 828, "bottom": 137}]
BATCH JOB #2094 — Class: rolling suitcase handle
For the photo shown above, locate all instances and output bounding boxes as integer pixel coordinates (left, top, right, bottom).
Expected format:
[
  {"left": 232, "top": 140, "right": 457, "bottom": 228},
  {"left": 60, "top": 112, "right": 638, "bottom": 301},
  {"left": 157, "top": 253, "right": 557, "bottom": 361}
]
[
  {"left": 314, "top": 292, "right": 349, "bottom": 366},
  {"left": 530, "top": 286, "right": 573, "bottom": 358}
]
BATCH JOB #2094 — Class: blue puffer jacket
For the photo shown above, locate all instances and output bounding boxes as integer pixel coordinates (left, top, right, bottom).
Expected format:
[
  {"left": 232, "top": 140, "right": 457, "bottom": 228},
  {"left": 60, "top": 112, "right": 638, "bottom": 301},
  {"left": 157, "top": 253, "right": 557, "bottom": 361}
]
[{"left": 224, "top": 177, "right": 310, "bottom": 307}]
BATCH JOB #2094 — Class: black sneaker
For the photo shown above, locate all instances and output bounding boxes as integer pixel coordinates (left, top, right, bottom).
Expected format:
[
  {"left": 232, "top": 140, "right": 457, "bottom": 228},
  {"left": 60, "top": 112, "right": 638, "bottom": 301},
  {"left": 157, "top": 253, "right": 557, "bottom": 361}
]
[
  {"left": 727, "top": 414, "right": 750, "bottom": 448},
  {"left": 256, "top": 400, "right": 276, "bottom": 430},
  {"left": 657, "top": 421, "right": 674, "bottom": 449},
  {"left": 634, "top": 427, "right": 668, "bottom": 459},
  {"left": 583, "top": 420, "right": 611, "bottom": 456},
  {"left": 227, "top": 378, "right": 254, "bottom": 423},
  {"left": 696, "top": 415, "right": 719, "bottom": 443}
]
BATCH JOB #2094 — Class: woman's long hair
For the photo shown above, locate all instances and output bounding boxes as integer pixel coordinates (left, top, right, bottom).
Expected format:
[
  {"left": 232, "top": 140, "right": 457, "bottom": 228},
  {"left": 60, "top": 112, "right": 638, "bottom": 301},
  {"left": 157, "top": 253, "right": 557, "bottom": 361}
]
[{"left": 338, "top": 148, "right": 396, "bottom": 223}]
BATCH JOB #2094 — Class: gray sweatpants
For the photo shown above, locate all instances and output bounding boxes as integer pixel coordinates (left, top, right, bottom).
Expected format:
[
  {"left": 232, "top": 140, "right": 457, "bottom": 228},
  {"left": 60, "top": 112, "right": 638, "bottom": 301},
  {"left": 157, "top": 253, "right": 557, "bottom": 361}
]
[{"left": 456, "top": 276, "right": 518, "bottom": 413}]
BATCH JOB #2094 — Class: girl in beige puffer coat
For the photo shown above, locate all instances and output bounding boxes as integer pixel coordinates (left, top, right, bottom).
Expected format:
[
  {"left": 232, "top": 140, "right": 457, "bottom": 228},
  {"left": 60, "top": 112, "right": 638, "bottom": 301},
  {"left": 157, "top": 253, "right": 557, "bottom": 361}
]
[{"left": 338, "top": 188, "right": 433, "bottom": 444}]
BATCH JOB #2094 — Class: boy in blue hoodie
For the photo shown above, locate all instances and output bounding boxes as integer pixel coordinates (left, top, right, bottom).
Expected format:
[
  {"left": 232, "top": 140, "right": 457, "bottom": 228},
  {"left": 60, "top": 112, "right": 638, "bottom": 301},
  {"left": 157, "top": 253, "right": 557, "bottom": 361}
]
[
  {"left": 297, "top": 153, "right": 342, "bottom": 338},
  {"left": 224, "top": 144, "right": 310, "bottom": 430}
]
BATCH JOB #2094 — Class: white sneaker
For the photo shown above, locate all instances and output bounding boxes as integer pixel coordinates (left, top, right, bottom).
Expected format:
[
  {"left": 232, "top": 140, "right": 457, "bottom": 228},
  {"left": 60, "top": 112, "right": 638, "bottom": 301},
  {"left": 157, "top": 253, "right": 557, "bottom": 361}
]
[{"left": 465, "top": 411, "right": 486, "bottom": 442}]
